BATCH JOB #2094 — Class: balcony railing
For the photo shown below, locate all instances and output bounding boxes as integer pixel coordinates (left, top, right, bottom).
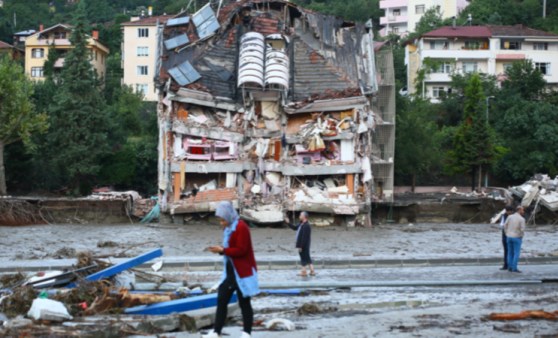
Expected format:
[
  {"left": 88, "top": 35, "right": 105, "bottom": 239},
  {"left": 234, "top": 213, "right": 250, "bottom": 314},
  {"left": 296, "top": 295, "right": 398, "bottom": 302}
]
[{"left": 379, "top": 0, "right": 408, "bottom": 9}]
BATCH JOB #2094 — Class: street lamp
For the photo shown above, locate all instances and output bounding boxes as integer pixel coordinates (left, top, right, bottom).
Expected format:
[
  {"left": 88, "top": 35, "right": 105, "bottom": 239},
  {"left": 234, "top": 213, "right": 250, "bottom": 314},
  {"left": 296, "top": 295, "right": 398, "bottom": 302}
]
[{"left": 484, "top": 96, "right": 495, "bottom": 188}]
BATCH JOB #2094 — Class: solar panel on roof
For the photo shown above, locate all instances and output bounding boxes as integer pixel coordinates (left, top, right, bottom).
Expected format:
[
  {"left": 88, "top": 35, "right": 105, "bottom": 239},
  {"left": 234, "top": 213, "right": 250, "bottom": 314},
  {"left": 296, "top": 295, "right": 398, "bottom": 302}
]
[
  {"left": 164, "top": 34, "right": 190, "bottom": 50},
  {"left": 192, "top": 3, "right": 219, "bottom": 40},
  {"left": 167, "top": 17, "right": 190, "bottom": 27},
  {"left": 168, "top": 61, "right": 201, "bottom": 86}
]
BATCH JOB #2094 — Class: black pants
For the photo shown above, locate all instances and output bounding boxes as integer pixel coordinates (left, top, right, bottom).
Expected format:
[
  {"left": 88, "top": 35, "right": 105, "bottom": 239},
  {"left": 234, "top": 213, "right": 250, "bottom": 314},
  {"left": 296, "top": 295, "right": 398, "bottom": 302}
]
[
  {"left": 299, "top": 246, "right": 312, "bottom": 266},
  {"left": 214, "top": 276, "right": 253, "bottom": 335},
  {"left": 502, "top": 230, "right": 508, "bottom": 269}
]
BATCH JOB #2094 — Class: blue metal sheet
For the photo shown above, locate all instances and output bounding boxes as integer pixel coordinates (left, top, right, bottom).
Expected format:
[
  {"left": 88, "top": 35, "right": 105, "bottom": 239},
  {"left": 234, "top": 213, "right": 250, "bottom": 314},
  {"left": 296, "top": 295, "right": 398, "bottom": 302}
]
[
  {"left": 260, "top": 289, "right": 302, "bottom": 295},
  {"left": 169, "top": 61, "right": 201, "bottom": 86},
  {"left": 124, "top": 293, "right": 238, "bottom": 315},
  {"left": 69, "top": 249, "right": 163, "bottom": 287},
  {"left": 164, "top": 34, "right": 190, "bottom": 50},
  {"left": 193, "top": 3, "right": 219, "bottom": 40},
  {"left": 167, "top": 17, "right": 190, "bottom": 27}
]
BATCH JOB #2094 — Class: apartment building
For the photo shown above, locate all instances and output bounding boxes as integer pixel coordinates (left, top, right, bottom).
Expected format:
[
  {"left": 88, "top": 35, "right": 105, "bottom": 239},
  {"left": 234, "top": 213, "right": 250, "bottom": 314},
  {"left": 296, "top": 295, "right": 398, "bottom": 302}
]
[
  {"left": 406, "top": 25, "right": 558, "bottom": 101},
  {"left": 155, "top": 1, "right": 395, "bottom": 225},
  {"left": 121, "top": 15, "right": 171, "bottom": 101},
  {"left": 24, "top": 24, "right": 109, "bottom": 81},
  {"left": 379, "top": 0, "right": 469, "bottom": 36}
]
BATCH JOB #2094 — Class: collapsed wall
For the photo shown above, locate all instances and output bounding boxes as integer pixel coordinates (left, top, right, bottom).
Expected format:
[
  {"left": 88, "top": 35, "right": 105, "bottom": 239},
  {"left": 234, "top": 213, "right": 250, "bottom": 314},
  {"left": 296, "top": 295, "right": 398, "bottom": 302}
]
[{"left": 156, "top": 0, "right": 395, "bottom": 224}]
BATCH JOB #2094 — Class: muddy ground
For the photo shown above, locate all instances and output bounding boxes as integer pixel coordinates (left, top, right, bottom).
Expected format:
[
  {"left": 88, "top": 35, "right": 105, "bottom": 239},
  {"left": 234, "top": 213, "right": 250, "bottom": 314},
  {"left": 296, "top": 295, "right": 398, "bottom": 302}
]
[{"left": 1, "top": 222, "right": 558, "bottom": 337}]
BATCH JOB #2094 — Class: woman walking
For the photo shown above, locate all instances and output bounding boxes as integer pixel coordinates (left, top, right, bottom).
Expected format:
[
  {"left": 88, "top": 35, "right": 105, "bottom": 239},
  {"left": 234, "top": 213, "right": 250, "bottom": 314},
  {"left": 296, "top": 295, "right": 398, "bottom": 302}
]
[{"left": 203, "top": 201, "right": 259, "bottom": 338}]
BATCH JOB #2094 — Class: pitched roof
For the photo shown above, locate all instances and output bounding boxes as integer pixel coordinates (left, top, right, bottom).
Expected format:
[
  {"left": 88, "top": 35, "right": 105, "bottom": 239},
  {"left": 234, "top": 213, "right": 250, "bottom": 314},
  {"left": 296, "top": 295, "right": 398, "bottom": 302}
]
[
  {"left": 422, "top": 26, "right": 492, "bottom": 38},
  {"left": 121, "top": 15, "right": 173, "bottom": 26},
  {"left": 487, "top": 25, "right": 558, "bottom": 38},
  {"left": 0, "top": 40, "right": 13, "bottom": 49}
]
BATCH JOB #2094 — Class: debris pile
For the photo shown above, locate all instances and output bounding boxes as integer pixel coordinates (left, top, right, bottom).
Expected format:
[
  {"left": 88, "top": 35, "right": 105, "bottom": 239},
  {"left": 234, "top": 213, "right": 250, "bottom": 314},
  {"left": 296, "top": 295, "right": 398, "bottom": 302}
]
[
  {"left": 0, "top": 248, "right": 238, "bottom": 336},
  {"left": 509, "top": 174, "right": 558, "bottom": 213}
]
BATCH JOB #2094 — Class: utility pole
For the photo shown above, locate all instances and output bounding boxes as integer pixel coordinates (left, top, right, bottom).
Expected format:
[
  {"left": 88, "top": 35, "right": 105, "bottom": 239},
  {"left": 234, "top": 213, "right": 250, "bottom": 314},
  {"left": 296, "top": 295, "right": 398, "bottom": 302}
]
[{"left": 543, "top": 0, "right": 547, "bottom": 18}]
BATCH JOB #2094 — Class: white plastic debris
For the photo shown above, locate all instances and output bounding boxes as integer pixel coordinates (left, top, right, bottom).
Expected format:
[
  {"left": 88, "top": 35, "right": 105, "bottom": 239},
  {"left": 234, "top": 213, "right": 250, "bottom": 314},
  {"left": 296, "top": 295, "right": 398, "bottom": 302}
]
[
  {"left": 114, "top": 270, "right": 136, "bottom": 289},
  {"left": 27, "top": 298, "right": 73, "bottom": 322},
  {"left": 264, "top": 318, "right": 296, "bottom": 331},
  {"left": 151, "top": 260, "right": 164, "bottom": 272}
]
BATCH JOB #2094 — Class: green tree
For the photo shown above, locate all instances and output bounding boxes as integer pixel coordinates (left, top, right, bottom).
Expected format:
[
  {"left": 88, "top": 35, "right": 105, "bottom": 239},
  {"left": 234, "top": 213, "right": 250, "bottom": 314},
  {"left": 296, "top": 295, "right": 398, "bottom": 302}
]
[
  {"left": 44, "top": 2, "right": 113, "bottom": 194},
  {"left": 502, "top": 59, "right": 546, "bottom": 101},
  {"left": 0, "top": 55, "right": 48, "bottom": 195},
  {"left": 394, "top": 96, "right": 441, "bottom": 190},
  {"left": 446, "top": 73, "right": 500, "bottom": 191}
]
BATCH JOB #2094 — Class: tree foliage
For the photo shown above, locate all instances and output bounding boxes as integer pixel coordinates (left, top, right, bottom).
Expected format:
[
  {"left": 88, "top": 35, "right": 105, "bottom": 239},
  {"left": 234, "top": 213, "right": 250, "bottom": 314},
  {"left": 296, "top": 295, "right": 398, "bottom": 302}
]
[
  {"left": 0, "top": 55, "right": 48, "bottom": 195},
  {"left": 43, "top": 2, "right": 113, "bottom": 194}
]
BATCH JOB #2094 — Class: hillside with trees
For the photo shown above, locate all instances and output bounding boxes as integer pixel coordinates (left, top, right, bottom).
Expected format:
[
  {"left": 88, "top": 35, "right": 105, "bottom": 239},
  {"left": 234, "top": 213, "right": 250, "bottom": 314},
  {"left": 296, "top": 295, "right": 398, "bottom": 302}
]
[{"left": 0, "top": 0, "right": 557, "bottom": 195}]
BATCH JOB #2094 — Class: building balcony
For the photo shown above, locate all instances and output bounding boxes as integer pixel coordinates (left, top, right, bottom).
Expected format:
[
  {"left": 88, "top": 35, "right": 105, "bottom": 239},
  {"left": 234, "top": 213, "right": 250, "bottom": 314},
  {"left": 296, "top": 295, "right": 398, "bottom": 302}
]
[
  {"left": 379, "top": 0, "right": 408, "bottom": 9},
  {"left": 421, "top": 49, "right": 491, "bottom": 60},
  {"left": 380, "top": 15, "right": 408, "bottom": 25},
  {"left": 425, "top": 73, "right": 452, "bottom": 82}
]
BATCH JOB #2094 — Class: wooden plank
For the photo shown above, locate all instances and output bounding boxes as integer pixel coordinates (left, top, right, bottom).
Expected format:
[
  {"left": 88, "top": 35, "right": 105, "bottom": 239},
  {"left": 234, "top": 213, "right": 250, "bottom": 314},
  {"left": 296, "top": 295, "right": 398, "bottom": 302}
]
[
  {"left": 347, "top": 174, "right": 355, "bottom": 195},
  {"left": 70, "top": 249, "right": 163, "bottom": 286},
  {"left": 124, "top": 293, "right": 238, "bottom": 315},
  {"left": 173, "top": 172, "right": 181, "bottom": 202}
]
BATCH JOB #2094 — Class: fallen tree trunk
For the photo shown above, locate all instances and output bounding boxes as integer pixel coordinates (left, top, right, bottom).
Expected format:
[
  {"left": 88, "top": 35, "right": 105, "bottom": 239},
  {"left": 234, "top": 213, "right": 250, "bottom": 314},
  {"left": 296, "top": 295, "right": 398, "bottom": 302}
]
[{"left": 488, "top": 310, "right": 558, "bottom": 321}]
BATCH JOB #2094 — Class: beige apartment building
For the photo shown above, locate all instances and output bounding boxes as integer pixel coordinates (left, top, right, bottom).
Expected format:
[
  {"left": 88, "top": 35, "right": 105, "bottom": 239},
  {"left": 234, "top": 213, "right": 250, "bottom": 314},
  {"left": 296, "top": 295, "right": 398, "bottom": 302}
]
[
  {"left": 121, "top": 15, "right": 171, "bottom": 101},
  {"left": 24, "top": 24, "right": 109, "bottom": 81}
]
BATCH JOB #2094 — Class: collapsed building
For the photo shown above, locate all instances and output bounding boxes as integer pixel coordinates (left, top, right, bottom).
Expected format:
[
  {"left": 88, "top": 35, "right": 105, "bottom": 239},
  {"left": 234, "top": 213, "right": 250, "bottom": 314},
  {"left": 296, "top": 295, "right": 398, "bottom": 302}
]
[{"left": 155, "top": 0, "right": 395, "bottom": 224}]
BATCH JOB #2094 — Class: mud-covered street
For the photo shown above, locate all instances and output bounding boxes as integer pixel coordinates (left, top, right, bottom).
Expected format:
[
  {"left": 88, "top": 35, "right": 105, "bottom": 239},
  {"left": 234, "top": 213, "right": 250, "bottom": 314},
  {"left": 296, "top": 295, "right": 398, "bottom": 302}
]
[{"left": 1, "top": 222, "right": 558, "bottom": 337}]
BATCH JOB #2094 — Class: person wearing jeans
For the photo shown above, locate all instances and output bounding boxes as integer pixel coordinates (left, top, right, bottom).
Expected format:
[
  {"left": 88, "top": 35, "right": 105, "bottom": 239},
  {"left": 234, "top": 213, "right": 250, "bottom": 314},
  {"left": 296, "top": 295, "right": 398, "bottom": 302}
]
[
  {"left": 498, "top": 205, "right": 514, "bottom": 270},
  {"left": 504, "top": 206, "right": 526, "bottom": 273}
]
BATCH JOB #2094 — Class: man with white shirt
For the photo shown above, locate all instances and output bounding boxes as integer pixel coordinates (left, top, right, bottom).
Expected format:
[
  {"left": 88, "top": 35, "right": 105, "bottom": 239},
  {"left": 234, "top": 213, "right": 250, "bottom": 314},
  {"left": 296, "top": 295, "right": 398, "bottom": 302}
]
[
  {"left": 498, "top": 205, "right": 515, "bottom": 270},
  {"left": 504, "top": 206, "right": 526, "bottom": 273}
]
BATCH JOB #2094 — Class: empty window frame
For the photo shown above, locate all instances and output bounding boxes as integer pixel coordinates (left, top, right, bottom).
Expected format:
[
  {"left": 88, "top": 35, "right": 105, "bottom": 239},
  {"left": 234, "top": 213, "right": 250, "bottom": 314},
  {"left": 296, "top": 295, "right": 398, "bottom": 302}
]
[
  {"left": 31, "top": 48, "right": 45, "bottom": 58},
  {"left": 535, "top": 62, "right": 551, "bottom": 75},
  {"left": 31, "top": 67, "right": 44, "bottom": 78},
  {"left": 533, "top": 42, "right": 548, "bottom": 50},
  {"left": 501, "top": 40, "right": 522, "bottom": 50},
  {"left": 432, "top": 86, "right": 446, "bottom": 98},
  {"left": 137, "top": 65, "right": 148, "bottom": 75},
  {"left": 137, "top": 46, "right": 149, "bottom": 56},
  {"left": 430, "top": 40, "right": 448, "bottom": 50},
  {"left": 433, "top": 62, "right": 453, "bottom": 73},
  {"left": 462, "top": 62, "right": 478, "bottom": 73},
  {"left": 137, "top": 28, "right": 149, "bottom": 38},
  {"left": 136, "top": 83, "right": 148, "bottom": 95}
]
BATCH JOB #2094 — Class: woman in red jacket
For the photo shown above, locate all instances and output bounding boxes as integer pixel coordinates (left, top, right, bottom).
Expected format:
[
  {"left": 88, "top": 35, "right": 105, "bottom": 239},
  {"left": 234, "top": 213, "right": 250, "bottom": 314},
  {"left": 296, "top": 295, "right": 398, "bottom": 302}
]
[{"left": 203, "top": 201, "right": 259, "bottom": 338}]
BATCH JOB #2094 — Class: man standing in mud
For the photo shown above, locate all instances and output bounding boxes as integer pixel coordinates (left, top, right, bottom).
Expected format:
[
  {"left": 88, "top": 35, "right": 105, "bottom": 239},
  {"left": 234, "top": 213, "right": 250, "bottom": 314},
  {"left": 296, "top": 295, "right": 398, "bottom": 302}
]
[
  {"left": 504, "top": 206, "right": 526, "bottom": 273},
  {"left": 285, "top": 211, "right": 315, "bottom": 277},
  {"left": 499, "top": 205, "right": 515, "bottom": 270}
]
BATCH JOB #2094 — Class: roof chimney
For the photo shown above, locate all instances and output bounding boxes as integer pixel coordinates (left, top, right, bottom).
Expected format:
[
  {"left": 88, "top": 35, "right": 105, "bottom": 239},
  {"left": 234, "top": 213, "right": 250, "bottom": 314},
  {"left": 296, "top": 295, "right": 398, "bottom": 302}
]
[
  {"left": 92, "top": 30, "right": 99, "bottom": 40},
  {"left": 39, "top": 24, "right": 44, "bottom": 32}
]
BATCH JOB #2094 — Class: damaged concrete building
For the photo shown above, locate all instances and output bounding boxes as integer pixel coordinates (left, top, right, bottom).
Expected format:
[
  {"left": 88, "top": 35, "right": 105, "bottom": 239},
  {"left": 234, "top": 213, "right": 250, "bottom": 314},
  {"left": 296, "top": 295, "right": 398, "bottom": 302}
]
[{"left": 156, "top": 0, "right": 395, "bottom": 225}]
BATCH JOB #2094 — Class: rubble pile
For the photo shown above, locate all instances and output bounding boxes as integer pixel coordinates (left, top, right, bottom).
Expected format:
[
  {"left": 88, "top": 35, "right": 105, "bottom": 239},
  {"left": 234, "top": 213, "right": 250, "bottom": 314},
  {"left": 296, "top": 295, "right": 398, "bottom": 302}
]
[{"left": 509, "top": 174, "right": 558, "bottom": 213}]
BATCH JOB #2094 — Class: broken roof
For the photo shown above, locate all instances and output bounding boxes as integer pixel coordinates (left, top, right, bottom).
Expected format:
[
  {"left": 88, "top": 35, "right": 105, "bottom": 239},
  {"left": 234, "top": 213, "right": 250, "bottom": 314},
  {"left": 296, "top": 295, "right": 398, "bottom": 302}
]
[
  {"left": 158, "top": 0, "right": 376, "bottom": 104},
  {"left": 0, "top": 40, "right": 13, "bottom": 49}
]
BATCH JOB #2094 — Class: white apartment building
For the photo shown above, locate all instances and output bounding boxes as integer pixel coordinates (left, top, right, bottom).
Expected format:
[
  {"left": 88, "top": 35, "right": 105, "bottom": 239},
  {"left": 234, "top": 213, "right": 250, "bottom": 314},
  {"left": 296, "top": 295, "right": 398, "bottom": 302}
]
[
  {"left": 379, "top": 0, "right": 469, "bottom": 37},
  {"left": 406, "top": 25, "right": 558, "bottom": 101},
  {"left": 121, "top": 15, "right": 171, "bottom": 101}
]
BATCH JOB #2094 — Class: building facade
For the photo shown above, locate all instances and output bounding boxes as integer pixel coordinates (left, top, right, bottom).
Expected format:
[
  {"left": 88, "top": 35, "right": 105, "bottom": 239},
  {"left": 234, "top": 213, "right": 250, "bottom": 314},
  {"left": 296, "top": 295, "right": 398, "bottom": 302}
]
[
  {"left": 406, "top": 25, "right": 558, "bottom": 101},
  {"left": 155, "top": 1, "right": 395, "bottom": 225},
  {"left": 24, "top": 24, "right": 109, "bottom": 81},
  {"left": 121, "top": 15, "right": 171, "bottom": 101},
  {"left": 379, "top": 0, "right": 469, "bottom": 36}
]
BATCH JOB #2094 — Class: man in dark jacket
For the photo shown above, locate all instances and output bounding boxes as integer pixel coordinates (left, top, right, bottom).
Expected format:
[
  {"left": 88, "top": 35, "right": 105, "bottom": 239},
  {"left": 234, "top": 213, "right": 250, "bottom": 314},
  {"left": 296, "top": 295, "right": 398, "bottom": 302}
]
[{"left": 285, "top": 211, "right": 315, "bottom": 277}]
